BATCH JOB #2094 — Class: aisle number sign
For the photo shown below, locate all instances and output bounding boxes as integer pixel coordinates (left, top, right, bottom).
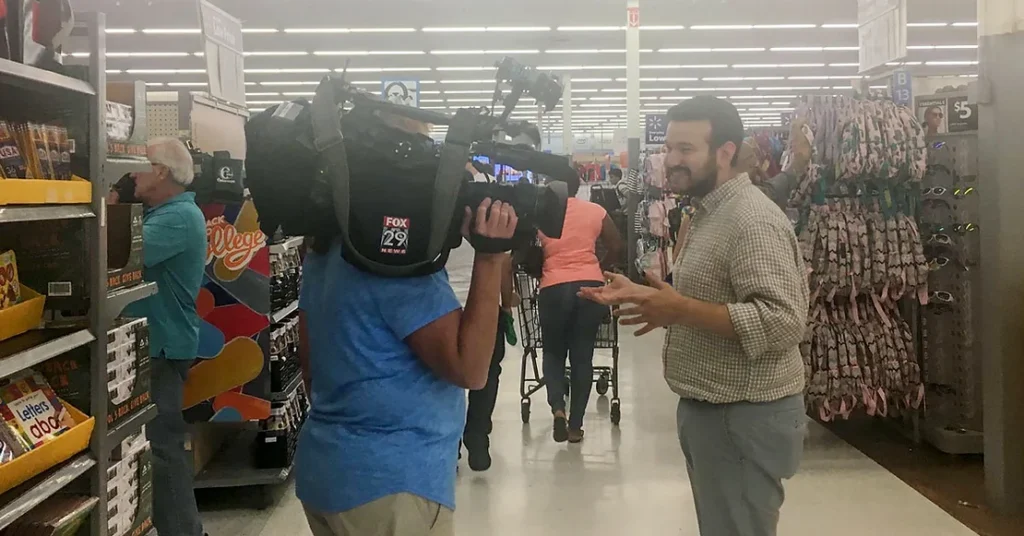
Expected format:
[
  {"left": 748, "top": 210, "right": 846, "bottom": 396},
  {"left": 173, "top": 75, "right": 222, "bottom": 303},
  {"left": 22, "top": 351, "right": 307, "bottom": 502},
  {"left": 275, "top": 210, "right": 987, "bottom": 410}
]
[
  {"left": 890, "top": 68, "right": 912, "bottom": 106},
  {"left": 197, "top": 0, "right": 245, "bottom": 106}
]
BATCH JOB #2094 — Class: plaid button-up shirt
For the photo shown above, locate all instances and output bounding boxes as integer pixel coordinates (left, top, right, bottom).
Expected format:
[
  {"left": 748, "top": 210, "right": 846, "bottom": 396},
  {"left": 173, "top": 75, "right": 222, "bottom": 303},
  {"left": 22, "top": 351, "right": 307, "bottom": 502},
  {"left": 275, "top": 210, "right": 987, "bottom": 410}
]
[{"left": 664, "top": 174, "right": 807, "bottom": 404}]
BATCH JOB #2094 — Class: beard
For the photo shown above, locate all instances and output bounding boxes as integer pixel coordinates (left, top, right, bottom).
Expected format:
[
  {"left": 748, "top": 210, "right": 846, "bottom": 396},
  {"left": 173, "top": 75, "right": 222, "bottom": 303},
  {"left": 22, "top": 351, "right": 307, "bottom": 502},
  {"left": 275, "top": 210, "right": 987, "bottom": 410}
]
[{"left": 666, "top": 154, "right": 718, "bottom": 198}]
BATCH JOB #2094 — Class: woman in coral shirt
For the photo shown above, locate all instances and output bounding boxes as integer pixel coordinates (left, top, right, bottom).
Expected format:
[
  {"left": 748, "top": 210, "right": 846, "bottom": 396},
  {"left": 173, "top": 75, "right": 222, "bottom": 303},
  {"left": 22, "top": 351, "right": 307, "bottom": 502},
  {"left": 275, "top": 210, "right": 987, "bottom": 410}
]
[{"left": 538, "top": 176, "right": 624, "bottom": 443}]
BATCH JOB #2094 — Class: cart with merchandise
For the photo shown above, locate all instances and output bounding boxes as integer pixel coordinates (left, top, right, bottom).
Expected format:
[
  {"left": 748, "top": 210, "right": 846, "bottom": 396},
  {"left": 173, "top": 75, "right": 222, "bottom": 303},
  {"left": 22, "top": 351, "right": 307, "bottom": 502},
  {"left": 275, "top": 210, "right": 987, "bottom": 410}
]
[{"left": 513, "top": 270, "right": 621, "bottom": 426}]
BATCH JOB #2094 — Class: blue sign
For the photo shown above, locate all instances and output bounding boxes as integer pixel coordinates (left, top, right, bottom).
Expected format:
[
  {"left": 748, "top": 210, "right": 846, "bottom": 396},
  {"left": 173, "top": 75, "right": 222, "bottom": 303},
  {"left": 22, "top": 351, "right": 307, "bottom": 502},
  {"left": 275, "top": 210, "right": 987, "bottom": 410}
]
[
  {"left": 890, "top": 68, "right": 912, "bottom": 107},
  {"left": 645, "top": 114, "right": 667, "bottom": 145}
]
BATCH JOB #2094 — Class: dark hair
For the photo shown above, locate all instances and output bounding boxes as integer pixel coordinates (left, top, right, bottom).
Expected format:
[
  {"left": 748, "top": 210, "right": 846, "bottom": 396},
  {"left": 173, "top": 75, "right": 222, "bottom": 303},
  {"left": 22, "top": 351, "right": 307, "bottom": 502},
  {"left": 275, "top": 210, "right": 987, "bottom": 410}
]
[
  {"left": 609, "top": 167, "right": 623, "bottom": 179},
  {"left": 666, "top": 95, "right": 745, "bottom": 167}
]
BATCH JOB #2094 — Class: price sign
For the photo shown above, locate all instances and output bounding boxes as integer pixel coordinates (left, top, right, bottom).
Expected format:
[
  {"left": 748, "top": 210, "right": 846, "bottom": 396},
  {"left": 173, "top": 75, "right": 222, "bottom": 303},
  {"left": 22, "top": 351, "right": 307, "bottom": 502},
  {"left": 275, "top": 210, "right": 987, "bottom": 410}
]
[
  {"left": 947, "top": 96, "right": 978, "bottom": 133},
  {"left": 197, "top": 0, "right": 245, "bottom": 106},
  {"left": 858, "top": 0, "right": 907, "bottom": 73}
]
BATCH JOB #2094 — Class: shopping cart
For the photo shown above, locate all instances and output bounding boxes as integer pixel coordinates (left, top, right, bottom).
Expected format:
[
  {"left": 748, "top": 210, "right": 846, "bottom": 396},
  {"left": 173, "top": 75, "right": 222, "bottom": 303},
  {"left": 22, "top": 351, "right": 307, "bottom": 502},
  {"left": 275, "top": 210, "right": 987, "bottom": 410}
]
[{"left": 513, "top": 270, "right": 621, "bottom": 425}]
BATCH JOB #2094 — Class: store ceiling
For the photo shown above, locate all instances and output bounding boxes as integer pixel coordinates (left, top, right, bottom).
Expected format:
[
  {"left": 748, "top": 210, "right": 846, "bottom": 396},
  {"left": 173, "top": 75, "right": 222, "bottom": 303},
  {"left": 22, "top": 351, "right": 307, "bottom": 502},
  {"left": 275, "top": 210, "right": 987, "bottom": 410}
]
[{"left": 76, "top": 0, "right": 978, "bottom": 134}]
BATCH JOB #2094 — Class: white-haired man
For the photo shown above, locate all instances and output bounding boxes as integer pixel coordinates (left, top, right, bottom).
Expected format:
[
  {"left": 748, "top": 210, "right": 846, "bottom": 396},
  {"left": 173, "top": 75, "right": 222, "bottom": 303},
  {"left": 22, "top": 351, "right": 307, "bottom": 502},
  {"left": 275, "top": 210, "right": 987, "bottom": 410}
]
[{"left": 112, "top": 137, "right": 208, "bottom": 536}]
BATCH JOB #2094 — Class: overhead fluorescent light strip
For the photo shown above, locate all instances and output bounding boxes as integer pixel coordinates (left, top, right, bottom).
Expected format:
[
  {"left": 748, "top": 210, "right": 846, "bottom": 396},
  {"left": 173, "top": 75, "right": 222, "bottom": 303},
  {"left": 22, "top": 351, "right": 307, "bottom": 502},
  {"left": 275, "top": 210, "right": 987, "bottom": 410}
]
[
  {"left": 244, "top": 51, "right": 309, "bottom": 56},
  {"left": 557, "top": 26, "right": 625, "bottom": 32},
  {"left": 431, "top": 50, "right": 539, "bottom": 55},
  {"left": 242, "top": 28, "right": 279, "bottom": 33},
  {"left": 141, "top": 28, "right": 200, "bottom": 34},
  {"left": 106, "top": 28, "right": 136, "bottom": 34},
  {"left": 690, "top": 25, "right": 754, "bottom": 30}
]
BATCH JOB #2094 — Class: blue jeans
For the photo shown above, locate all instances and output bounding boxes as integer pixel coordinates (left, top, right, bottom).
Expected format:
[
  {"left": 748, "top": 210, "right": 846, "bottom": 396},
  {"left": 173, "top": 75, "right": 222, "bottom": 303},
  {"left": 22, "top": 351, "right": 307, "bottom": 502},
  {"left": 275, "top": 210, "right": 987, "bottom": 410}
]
[
  {"left": 148, "top": 357, "right": 204, "bottom": 536},
  {"left": 538, "top": 281, "right": 607, "bottom": 430},
  {"left": 677, "top": 395, "right": 806, "bottom": 536}
]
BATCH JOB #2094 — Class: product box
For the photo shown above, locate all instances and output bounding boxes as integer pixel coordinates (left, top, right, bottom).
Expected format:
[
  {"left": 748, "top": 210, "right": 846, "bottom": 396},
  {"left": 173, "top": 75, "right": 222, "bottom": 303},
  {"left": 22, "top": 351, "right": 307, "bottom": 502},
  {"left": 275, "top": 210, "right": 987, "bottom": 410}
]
[
  {"left": 0, "top": 494, "right": 98, "bottom": 536},
  {"left": 41, "top": 319, "right": 151, "bottom": 431},
  {"left": 107, "top": 439, "right": 153, "bottom": 536}
]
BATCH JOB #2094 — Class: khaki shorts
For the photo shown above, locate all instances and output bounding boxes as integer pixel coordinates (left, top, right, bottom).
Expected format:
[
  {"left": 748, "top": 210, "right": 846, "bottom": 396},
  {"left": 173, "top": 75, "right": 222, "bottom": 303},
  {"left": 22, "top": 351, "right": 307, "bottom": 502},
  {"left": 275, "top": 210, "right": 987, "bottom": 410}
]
[{"left": 303, "top": 493, "right": 454, "bottom": 536}]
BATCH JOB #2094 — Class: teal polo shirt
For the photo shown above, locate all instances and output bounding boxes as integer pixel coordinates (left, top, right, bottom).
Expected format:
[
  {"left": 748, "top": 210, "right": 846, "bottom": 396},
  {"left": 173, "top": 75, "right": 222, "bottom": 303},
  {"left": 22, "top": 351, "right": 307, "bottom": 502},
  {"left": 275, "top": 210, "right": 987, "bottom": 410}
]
[{"left": 123, "top": 192, "right": 207, "bottom": 360}]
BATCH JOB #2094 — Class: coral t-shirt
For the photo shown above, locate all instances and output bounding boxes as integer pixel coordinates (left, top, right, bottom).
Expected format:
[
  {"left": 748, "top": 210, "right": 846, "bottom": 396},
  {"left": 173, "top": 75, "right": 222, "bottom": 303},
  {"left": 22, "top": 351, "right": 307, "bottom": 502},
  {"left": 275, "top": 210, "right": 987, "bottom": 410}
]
[{"left": 539, "top": 198, "right": 607, "bottom": 289}]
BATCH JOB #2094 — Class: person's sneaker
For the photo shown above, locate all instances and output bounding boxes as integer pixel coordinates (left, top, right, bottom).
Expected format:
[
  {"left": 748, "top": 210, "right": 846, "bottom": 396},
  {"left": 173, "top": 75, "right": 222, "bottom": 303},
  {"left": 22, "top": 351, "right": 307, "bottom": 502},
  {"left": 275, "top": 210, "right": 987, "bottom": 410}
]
[
  {"left": 464, "top": 435, "right": 492, "bottom": 471},
  {"left": 568, "top": 428, "right": 585, "bottom": 444},
  {"left": 553, "top": 413, "right": 569, "bottom": 443}
]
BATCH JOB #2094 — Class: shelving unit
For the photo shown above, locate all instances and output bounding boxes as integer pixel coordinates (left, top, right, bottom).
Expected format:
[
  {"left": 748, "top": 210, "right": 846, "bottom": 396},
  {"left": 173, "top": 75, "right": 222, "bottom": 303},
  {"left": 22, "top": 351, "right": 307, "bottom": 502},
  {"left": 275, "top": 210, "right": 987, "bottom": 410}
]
[{"left": 0, "top": 12, "right": 156, "bottom": 536}]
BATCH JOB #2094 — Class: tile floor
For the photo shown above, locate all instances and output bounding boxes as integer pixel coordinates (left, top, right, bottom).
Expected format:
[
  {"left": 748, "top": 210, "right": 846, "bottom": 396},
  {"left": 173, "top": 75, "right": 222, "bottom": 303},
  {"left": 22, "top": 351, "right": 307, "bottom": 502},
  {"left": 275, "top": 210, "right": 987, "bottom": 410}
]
[{"left": 199, "top": 331, "right": 979, "bottom": 535}]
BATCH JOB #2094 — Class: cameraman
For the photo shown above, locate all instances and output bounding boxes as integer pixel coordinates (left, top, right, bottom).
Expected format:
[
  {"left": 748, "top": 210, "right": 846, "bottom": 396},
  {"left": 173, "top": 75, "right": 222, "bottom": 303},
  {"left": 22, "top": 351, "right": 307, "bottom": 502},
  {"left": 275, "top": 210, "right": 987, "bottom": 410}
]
[{"left": 294, "top": 183, "right": 517, "bottom": 536}]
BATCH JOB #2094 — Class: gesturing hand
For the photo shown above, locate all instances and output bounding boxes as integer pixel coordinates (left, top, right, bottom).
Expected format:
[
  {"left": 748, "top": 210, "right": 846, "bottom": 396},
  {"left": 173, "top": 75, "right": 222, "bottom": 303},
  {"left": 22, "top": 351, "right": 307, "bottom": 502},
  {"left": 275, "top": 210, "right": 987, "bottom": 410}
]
[
  {"left": 461, "top": 198, "right": 518, "bottom": 240},
  {"left": 613, "top": 272, "right": 688, "bottom": 336},
  {"left": 577, "top": 271, "right": 657, "bottom": 306}
]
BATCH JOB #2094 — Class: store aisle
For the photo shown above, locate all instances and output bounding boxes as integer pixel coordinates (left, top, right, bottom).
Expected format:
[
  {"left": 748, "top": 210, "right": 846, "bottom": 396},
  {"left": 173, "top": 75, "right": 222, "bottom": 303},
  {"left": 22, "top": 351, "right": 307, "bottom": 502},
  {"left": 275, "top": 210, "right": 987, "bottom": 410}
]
[{"left": 201, "top": 333, "right": 977, "bottom": 536}]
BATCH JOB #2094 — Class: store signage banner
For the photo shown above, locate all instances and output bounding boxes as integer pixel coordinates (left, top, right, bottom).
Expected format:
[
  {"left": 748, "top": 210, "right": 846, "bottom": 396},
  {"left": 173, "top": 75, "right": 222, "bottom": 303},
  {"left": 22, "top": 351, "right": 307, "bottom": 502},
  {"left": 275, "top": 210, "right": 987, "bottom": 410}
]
[
  {"left": 197, "top": 0, "right": 245, "bottom": 106},
  {"left": 645, "top": 114, "right": 667, "bottom": 145},
  {"left": 915, "top": 94, "right": 978, "bottom": 136},
  {"left": 890, "top": 68, "right": 912, "bottom": 106},
  {"left": 381, "top": 80, "right": 420, "bottom": 108},
  {"left": 857, "top": 0, "right": 907, "bottom": 74},
  {"left": 627, "top": 7, "right": 640, "bottom": 28}
]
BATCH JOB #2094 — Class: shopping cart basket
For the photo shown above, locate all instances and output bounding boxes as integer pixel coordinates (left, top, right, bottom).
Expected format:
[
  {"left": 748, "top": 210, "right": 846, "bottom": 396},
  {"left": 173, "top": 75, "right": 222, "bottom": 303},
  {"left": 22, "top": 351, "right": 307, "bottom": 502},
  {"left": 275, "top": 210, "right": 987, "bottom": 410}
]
[{"left": 514, "top": 270, "right": 621, "bottom": 425}]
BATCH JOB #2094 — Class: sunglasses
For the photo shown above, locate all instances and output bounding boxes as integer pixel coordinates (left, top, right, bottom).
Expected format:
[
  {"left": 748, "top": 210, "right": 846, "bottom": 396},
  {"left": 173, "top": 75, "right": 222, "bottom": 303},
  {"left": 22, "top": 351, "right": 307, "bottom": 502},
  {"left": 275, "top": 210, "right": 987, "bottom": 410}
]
[
  {"left": 929, "top": 256, "right": 970, "bottom": 272},
  {"left": 930, "top": 290, "right": 956, "bottom": 304}
]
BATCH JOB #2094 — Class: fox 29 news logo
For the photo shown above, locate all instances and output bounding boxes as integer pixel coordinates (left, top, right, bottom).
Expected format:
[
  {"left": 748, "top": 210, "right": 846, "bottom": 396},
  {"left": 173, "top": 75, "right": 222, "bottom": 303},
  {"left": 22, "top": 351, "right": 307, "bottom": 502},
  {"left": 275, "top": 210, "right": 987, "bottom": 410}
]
[{"left": 380, "top": 216, "right": 410, "bottom": 255}]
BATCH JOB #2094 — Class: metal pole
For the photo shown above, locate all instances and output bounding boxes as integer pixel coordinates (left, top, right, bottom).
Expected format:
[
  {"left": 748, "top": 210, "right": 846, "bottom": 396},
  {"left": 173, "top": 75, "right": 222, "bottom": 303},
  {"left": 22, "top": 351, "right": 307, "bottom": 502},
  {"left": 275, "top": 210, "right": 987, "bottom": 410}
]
[
  {"left": 562, "top": 76, "right": 573, "bottom": 155},
  {"left": 626, "top": 0, "right": 641, "bottom": 280}
]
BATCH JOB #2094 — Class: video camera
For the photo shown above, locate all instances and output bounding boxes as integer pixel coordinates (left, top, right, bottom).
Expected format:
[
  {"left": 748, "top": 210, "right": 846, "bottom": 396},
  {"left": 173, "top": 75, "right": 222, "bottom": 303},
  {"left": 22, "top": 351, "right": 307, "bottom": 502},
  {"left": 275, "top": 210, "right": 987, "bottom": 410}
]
[{"left": 246, "top": 57, "right": 575, "bottom": 278}]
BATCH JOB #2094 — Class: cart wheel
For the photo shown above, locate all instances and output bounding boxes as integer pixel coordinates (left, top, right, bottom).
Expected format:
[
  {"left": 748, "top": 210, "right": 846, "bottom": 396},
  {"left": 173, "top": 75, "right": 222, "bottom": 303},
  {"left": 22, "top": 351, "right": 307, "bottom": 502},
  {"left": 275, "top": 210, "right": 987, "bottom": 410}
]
[
  {"left": 610, "top": 399, "right": 621, "bottom": 426},
  {"left": 596, "top": 374, "right": 610, "bottom": 396},
  {"left": 521, "top": 399, "right": 531, "bottom": 423}
]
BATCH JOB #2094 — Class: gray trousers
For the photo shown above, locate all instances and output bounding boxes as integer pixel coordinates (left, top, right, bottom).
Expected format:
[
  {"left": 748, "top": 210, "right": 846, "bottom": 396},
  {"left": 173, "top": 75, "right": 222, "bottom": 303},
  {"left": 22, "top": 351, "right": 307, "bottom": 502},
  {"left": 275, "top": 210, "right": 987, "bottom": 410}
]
[
  {"left": 148, "top": 357, "right": 204, "bottom": 536},
  {"left": 676, "top": 395, "right": 806, "bottom": 536}
]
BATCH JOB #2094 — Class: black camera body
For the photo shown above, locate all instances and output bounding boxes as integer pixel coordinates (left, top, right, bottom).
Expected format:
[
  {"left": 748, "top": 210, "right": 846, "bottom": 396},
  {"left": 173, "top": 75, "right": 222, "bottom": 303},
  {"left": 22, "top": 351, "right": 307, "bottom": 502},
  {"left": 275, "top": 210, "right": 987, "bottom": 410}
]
[{"left": 246, "top": 57, "right": 574, "bottom": 278}]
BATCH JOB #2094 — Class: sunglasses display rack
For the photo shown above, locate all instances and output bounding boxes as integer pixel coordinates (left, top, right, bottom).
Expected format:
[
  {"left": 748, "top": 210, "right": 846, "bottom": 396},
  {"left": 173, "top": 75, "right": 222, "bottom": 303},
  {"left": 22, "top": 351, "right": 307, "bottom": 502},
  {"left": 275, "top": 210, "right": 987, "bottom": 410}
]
[
  {"left": 269, "top": 317, "right": 302, "bottom": 395},
  {"left": 918, "top": 133, "right": 984, "bottom": 455},
  {"left": 791, "top": 95, "right": 930, "bottom": 423},
  {"left": 270, "top": 237, "right": 303, "bottom": 321}
]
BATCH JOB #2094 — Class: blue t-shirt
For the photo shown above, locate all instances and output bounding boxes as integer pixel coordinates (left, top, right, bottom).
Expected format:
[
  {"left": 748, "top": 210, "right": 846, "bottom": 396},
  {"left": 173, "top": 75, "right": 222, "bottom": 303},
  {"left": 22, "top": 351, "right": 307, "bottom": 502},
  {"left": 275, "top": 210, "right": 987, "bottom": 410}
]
[
  {"left": 123, "top": 192, "right": 207, "bottom": 360},
  {"left": 294, "top": 241, "right": 464, "bottom": 514}
]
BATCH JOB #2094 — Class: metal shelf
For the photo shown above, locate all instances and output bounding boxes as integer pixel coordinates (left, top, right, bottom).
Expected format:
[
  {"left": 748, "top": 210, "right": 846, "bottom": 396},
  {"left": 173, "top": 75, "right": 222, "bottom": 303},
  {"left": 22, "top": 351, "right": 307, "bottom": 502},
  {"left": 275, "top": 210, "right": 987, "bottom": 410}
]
[
  {"left": 270, "top": 300, "right": 299, "bottom": 323},
  {"left": 268, "top": 236, "right": 304, "bottom": 255},
  {"left": 107, "top": 404, "right": 158, "bottom": 448},
  {"left": 105, "top": 282, "right": 158, "bottom": 324},
  {"left": 193, "top": 430, "right": 292, "bottom": 489},
  {"left": 0, "top": 57, "right": 95, "bottom": 97},
  {"left": 271, "top": 373, "right": 302, "bottom": 402},
  {"left": 0, "top": 204, "right": 95, "bottom": 224},
  {"left": 0, "top": 329, "right": 94, "bottom": 380},
  {"left": 0, "top": 453, "right": 97, "bottom": 531}
]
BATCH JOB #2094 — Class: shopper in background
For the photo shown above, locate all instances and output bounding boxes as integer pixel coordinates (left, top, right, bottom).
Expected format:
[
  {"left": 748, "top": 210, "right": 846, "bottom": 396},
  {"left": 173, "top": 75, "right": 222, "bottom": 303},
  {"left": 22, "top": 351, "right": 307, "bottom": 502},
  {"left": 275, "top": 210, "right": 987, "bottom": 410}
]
[
  {"left": 109, "top": 137, "right": 208, "bottom": 536},
  {"left": 608, "top": 167, "right": 627, "bottom": 206},
  {"left": 580, "top": 96, "right": 808, "bottom": 536},
  {"left": 538, "top": 174, "right": 624, "bottom": 443},
  {"left": 294, "top": 116, "right": 519, "bottom": 536}
]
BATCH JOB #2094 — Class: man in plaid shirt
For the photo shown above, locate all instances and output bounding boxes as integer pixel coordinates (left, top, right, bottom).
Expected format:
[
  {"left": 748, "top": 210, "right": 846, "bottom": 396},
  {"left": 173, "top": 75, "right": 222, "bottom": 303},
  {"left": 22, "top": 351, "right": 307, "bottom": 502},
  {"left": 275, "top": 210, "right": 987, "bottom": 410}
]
[{"left": 581, "top": 96, "right": 808, "bottom": 536}]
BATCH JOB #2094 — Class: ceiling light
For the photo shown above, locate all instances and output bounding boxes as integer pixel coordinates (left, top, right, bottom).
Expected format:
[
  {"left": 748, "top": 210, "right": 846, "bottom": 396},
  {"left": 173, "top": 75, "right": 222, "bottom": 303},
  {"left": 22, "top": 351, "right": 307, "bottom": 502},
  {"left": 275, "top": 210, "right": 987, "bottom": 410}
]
[
  {"left": 432, "top": 49, "right": 539, "bottom": 55},
  {"left": 446, "top": 98, "right": 492, "bottom": 102},
  {"left": 756, "top": 86, "right": 821, "bottom": 90},
  {"left": 747, "top": 107, "right": 795, "bottom": 112},
  {"left": 104, "top": 52, "right": 189, "bottom": 57},
  {"left": 908, "top": 22, "right": 950, "bottom": 27},
  {"left": 753, "top": 24, "right": 818, "bottom": 29},
  {"left": 281, "top": 92, "right": 315, "bottom": 96},
  {"left": 659, "top": 48, "right": 712, "bottom": 53},
  {"left": 640, "top": 87, "right": 679, "bottom": 92},
  {"left": 677, "top": 86, "right": 752, "bottom": 92},
  {"left": 557, "top": 26, "right": 624, "bottom": 31},
  {"left": 370, "top": 50, "right": 427, "bottom": 55},
  {"left": 824, "top": 46, "right": 860, "bottom": 51},
  {"left": 641, "top": 25, "right": 686, "bottom": 30},
  {"left": 580, "top": 103, "right": 627, "bottom": 108},
  {"left": 142, "top": 28, "right": 200, "bottom": 34},
  {"left": 484, "top": 26, "right": 552, "bottom": 32},
  {"left": 421, "top": 90, "right": 442, "bottom": 95},
  {"left": 573, "top": 88, "right": 600, "bottom": 93},
  {"left": 821, "top": 23, "right": 857, "bottom": 29},
  {"left": 420, "top": 99, "right": 446, "bottom": 103},
  {"left": 439, "top": 79, "right": 494, "bottom": 84},
  {"left": 591, "top": 96, "right": 627, "bottom": 101},
  {"left": 244, "top": 51, "right": 309, "bottom": 56},
  {"left": 283, "top": 28, "right": 348, "bottom": 33},
  {"left": 735, "top": 63, "right": 825, "bottom": 68},
  {"left": 649, "top": 77, "right": 700, "bottom": 82},
  {"left": 145, "top": 82, "right": 164, "bottom": 86},
  {"left": 421, "top": 106, "right": 449, "bottom": 110},
  {"left": 729, "top": 94, "right": 797, "bottom": 99},
  {"left": 246, "top": 68, "right": 329, "bottom": 74},
  {"left": 444, "top": 89, "right": 493, "bottom": 94},
  {"left": 644, "top": 64, "right": 729, "bottom": 69},
  {"left": 771, "top": 47, "right": 823, "bottom": 52},
  {"left": 246, "top": 92, "right": 280, "bottom": 96},
  {"left": 246, "top": 100, "right": 285, "bottom": 105},
  {"left": 788, "top": 75, "right": 863, "bottom": 79},
  {"left": 423, "top": 27, "right": 487, "bottom": 32},
  {"left": 829, "top": 63, "right": 860, "bottom": 67},
  {"left": 926, "top": 61, "right": 978, "bottom": 65},
  {"left": 704, "top": 76, "right": 785, "bottom": 81},
  {"left": 341, "top": 67, "right": 432, "bottom": 72},
  {"left": 435, "top": 66, "right": 496, "bottom": 71},
  {"left": 572, "top": 78, "right": 615, "bottom": 82},
  {"left": 690, "top": 25, "right": 754, "bottom": 30},
  {"left": 314, "top": 50, "right": 369, "bottom": 55},
  {"left": 571, "top": 97, "right": 590, "bottom": 101},
  {"left": 167, "top": 82, "right": 206, "bottom": 87},
  {"left": 907, "top": 44, "right": 977, "bottom": 49},
  {"left": 952, "top": 22, "right": 978, "bottom": 27},
  {"left": 714, "top": 47, "right": 767, "bottom": 52},
  {"left": 259, "top": 81, "right": 319, "bottom": 86},
  {"left": 349, "top": 28, "right": 417, "bottom": 33},
  {"left": 105, "top": 28, "right": 136, "bottom": 34},
  {"left": 242, "top": 28, "right": 279, "bottom": 33},
  {"left": 126, "top": 68, "right": 204, "bottom": 74},
  {"left": 546, "top": 49, "right": 627, "bottom": 54}
]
